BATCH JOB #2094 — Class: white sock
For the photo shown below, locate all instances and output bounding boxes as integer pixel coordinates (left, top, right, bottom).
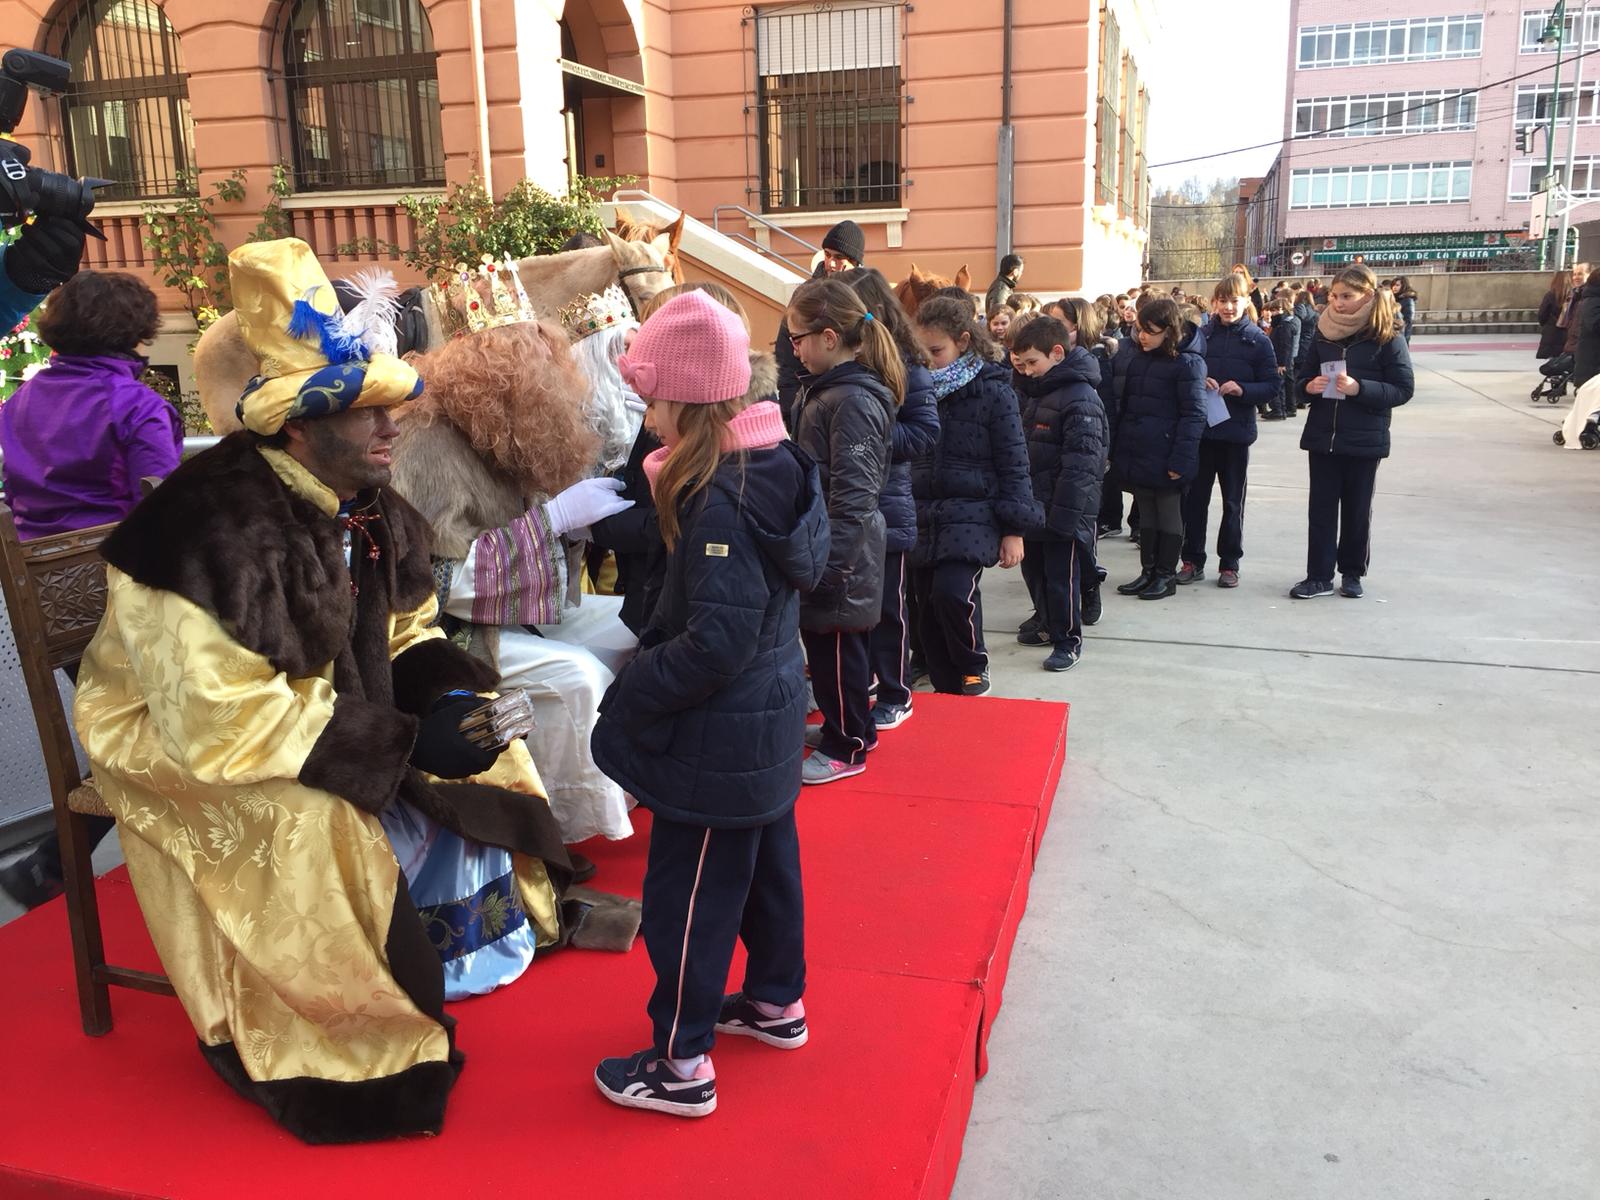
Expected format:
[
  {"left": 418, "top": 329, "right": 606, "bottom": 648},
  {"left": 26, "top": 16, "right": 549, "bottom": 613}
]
[
  {"left": 666, "top": 1053, "right": 709, "bottom": 1079},
  {"left": 752, "top": 998, "right": 804, "bottom": 1019}
]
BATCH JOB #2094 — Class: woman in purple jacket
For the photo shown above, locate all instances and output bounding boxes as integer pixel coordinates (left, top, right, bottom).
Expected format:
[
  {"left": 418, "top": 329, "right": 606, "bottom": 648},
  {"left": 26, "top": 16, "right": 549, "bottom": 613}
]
[
  {"left": 0, "top": 270, "right": 181, "bottom": 911},
  {"left": 1, "top": 270, "right": 181, "bottom": 541}
]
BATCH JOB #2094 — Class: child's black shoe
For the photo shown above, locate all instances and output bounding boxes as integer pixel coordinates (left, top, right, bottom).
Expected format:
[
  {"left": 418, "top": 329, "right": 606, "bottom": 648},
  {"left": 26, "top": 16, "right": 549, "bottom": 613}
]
[
  {"left": 716, "top": 993, "right": 809, "bottom": 1049},
  {"left": 594, "top": 1049, "right": 717, "bottom": 1118}
]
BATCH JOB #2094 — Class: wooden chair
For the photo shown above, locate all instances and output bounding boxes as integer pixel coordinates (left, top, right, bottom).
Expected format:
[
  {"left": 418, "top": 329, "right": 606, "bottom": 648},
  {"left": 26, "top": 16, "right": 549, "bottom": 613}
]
[{"left": 0, "top": 501, "right": 174, "bottom": 1035}]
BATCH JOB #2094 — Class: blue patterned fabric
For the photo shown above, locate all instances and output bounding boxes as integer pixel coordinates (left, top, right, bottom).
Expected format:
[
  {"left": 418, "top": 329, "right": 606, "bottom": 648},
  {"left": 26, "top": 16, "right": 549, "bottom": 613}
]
[{"left": 380, "top": 799, "right": 538, "bottom": 999}]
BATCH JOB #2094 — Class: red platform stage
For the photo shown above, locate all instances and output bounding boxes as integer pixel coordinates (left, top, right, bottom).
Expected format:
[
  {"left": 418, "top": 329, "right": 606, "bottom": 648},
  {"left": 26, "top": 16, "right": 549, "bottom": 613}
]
[{"left": 0, "top": 694, "right": 1067, "bottom": 1200}]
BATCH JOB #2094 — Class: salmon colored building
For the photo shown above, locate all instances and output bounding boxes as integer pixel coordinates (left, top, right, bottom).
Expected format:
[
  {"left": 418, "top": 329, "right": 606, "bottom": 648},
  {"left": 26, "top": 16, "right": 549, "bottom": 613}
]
[{"left": 3, "top": 0, "right": 1153, "bottom": 378}]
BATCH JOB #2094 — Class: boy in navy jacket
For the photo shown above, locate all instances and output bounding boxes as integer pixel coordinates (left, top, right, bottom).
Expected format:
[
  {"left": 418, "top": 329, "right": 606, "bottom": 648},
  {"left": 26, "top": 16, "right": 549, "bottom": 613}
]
[{"left": 1014, "top": 316, "right": 1107, "bottom": 672}]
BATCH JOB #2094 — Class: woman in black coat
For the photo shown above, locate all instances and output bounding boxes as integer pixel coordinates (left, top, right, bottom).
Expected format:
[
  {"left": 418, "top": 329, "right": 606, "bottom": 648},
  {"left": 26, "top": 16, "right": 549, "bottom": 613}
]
[
  {"left": 1291, "top": 264, "right": 1413, "bottom": 600},
  {"left": 1391, "top": 276, "right": 1419, "bottom": 344},
  {"left": 1536, "top": 268, "right": 1576, "bottom": 361},
  {"left": 1110, "top": 298, "right": 1207, "bottom": 600},
  {"left": 909, "top": 297, "right": 1042, "bottom": 694}
]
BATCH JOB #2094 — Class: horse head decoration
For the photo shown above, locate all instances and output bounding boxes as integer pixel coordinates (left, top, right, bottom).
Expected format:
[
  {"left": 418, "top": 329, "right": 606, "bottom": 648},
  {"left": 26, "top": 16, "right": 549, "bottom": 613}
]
[{"left": 895, "top": 263, "right": 974, "bottom": 319}]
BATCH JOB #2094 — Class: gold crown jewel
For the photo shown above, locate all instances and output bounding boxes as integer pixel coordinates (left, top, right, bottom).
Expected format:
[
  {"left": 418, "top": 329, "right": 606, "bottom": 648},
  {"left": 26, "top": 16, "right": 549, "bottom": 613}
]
[
  {"left": 427, "top": 253, "right": 541, "bottom": 339},
  {"left": 559, "top": 283, "right": 636, "bottom": 342}
]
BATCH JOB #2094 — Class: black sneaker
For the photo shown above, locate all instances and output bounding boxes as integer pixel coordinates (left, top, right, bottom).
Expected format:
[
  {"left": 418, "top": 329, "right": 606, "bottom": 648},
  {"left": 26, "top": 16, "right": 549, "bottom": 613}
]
[
  {"left": 594, "top": 1048, "right": 717, "bottom": 1118},
  {"left": 1043, "top": 647, "right": 1078, "bottom": 672},
  {"left": 1176, "top": 561, "right": 1204, "bottom": 585},
  {"left": 1082, "top": 587, "right": 1103, "bottom": 627},
  {"left": 960, "top": 673, "right": 991, "bottom": 696},
  {"left": 1340, "top": 575, "right": 1364, "bottom": 599},
  {"left": 1097, "top": 522, "right": 1121, "bottom": 537},
  {"left": 1016, "top": 628, "right": 1051, "bottom": 646},
  {"left": 1290, "top": 578, "right": 1335, "bottom": 599},
  {"left": 715, "top": 992, "right": 809, "bottom": 1049},
  {"left": 1017, "top": 614, "right": 1043, "bottom": 637},
  {"left": 871, "top": 702, "right": 913, "bottom": 731}
]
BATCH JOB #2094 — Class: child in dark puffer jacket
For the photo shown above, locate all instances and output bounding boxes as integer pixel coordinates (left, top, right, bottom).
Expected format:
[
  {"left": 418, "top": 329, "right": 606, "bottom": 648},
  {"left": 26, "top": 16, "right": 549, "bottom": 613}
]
[
  {"left": 837, "top": 268, "right": 939, "bottom": 733},
  {"left": 910, "top": 297, "right": 1043, "bottom": 695},
  {"left": 593, "top": 291, "right": 829, "bottom": 1120},
  {"left": 1014, "top": 315, "right": 1106, "bottom": 673}
]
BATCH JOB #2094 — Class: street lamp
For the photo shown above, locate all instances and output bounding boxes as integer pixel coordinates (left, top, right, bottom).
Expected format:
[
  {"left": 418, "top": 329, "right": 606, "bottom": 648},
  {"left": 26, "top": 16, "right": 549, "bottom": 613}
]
[{"left": 1539, "top": 2, "right": 1569, "bottom": 269}]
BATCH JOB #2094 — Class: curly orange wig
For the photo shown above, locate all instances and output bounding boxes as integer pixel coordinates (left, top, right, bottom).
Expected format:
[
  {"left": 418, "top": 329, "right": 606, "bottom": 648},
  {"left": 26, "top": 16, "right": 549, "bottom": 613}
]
[{"left": 403, "top": 321, "right": 600, "bottom": 496}]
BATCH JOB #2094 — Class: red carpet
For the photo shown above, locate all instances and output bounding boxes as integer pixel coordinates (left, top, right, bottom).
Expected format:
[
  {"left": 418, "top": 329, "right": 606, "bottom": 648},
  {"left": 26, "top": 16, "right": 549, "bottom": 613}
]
[{"left": 0, "top": 694, "right": 1066, "bottom": 1200}]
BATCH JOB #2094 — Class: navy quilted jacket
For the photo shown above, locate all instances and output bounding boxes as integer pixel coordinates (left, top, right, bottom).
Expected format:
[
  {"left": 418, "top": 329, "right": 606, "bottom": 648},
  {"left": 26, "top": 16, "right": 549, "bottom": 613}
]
[
  {"left": 1018, "top": 348, "right": 1107, "bottom": 542},
  {"left": 878, "top": 359, "right": 940, "bottom": 554},
  {"left": 591, "top": 442, "right": 829, "bottom": 829},
  {"left": 910, "top": 359, "right": 1043, "bottom": 566},
  {"left": 1271, "top": 312, "right": 1302, "bottom": 370},
  {"left": 793, "top": 360, "right": 896, "bottom": 631},
  {"left": 1111, "top": 322, "right": 1209, "bottom": 489},
  {"left": 1200, "top": 314, "right": 1278, "bottom": 445},
  {"left": 1293, "top": 329, "right": 1413, "bottom": 459}
]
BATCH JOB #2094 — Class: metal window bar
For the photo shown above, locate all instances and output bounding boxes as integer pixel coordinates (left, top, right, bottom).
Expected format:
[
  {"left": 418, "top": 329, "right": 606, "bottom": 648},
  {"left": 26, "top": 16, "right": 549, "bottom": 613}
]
[
  {"left": 1095, "top": 7, "right": 1121, "bottom": 207},
  {"left": 284, "top": 0, "right": 444, "bottom": 192},
  {"left": 753, "top": 2, "right": 903, "bottom": 212},
  {"left": 53, "top": 0, "right": 193, "bottom": 202}
]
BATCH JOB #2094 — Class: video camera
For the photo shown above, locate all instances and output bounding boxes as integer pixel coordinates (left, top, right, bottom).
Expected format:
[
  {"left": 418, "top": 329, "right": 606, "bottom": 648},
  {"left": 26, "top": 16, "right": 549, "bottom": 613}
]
[{"left": 0, "top": 48, "right": 108, "bottom": 238}]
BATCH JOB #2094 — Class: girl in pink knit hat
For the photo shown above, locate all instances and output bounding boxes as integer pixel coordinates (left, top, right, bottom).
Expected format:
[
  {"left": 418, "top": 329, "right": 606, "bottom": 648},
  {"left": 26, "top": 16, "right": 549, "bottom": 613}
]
[{"left": 591, "top": 290, "right": 830, "bottom": 1117}]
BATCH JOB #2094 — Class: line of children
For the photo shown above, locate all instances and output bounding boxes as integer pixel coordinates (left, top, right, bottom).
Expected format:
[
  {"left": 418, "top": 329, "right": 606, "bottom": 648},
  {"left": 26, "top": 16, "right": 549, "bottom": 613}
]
[
  {"left": 1180, "top": 273, "right": 1277, "bottom": 589},
  {"left": 593, "top": 290, "right": 828, "bottom": 1118},
  {"left": 787, "top": 278, "right": 904, "bottom": 784},
  {"left": 908, "top": 297, "right": 1042, "bottom": 694},
  {"left": 1014, "top": 314, "right": 1107, "bottom": 672}
]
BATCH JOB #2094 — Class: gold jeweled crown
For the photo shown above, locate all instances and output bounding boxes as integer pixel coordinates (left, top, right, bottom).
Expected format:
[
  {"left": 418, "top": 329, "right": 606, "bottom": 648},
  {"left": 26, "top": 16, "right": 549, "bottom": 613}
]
[
  {"left": 558, "top": 283, "right": 635, "bottom": 342},
  {"left": 427, "top": 254, "right": 539, "bottom": 339}
]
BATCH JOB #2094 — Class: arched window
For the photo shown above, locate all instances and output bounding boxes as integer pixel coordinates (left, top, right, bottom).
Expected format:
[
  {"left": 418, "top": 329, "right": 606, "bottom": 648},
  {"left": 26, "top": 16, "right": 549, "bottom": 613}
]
[
  {"left": 56, "top": 0, "right": 194, "bottom": 201},
  {"left": 285, "top": 0, "right": 444, "bottom": 191}
]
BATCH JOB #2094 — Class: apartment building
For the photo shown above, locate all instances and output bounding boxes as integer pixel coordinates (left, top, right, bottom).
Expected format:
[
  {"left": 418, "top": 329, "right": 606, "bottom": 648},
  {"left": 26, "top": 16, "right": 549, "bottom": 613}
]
[{"left": 1250, "top": 2, "right": 1595, "bottom": 274}]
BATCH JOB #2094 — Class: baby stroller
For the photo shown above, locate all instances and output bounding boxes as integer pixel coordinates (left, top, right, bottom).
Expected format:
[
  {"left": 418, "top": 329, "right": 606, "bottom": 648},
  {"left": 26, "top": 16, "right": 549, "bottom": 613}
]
[
  {"left": 1532, "top": 352, "right": 1573, "bottom": 404},
  {"left": 1553, "top": 374, "right": 1600, "bottom": 449}
]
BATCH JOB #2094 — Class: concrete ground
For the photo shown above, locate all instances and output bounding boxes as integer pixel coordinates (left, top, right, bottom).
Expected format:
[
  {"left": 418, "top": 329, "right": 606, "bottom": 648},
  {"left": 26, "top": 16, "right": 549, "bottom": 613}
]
[
  {"left": 2, "top": 338, "right": 1594, "bottom": 1197},
  {"left": 953, "top": 337, "right": 1600, "bottom": 1200}
]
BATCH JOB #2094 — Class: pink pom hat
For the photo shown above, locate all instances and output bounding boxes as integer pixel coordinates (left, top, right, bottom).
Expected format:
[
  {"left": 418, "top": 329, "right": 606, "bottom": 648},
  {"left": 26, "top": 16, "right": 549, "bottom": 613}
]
[{"left": 617, "top": 290, "right": 752, "bottom": 404}]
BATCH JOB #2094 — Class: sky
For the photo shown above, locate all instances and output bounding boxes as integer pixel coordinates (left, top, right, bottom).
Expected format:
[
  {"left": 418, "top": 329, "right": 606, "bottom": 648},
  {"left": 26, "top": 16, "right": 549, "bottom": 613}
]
[{"left": 1143, "top": 0, "right": 1293, "bottom": 191}]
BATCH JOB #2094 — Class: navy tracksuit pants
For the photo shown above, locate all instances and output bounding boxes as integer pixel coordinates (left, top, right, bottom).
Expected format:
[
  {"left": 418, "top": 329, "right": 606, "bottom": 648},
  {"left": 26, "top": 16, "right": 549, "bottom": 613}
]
[
  {"left": 869, "top": 550, "right": 913, "bottom": 709},
  {"left": 1021, "top": 536, "right": 1092, "bottom": 655},
  {"left": 642, "top": 808, "right": 806, "bottom": 1060},
  {"left": 1182, "top": 440, "right": 1250, "bottom": 572},
  {"left": 911, "top": 561, "right": 987, "bottom": 693}
]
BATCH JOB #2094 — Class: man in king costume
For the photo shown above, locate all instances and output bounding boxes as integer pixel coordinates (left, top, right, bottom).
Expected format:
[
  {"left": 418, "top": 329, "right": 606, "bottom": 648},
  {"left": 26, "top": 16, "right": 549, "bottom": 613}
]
[{"left": 72, "top": 239, "right": 579, "bottom": 1143}]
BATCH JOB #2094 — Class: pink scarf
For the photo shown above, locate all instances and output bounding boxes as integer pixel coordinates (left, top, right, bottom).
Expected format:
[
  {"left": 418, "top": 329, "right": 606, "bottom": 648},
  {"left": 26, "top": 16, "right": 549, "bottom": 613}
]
[{"left": 642, "top": 400, "right": 788, "bottom": 495}]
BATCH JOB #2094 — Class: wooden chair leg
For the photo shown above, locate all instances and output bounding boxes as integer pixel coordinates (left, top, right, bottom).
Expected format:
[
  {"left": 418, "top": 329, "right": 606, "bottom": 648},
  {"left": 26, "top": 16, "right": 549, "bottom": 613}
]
[{"left": 57, "top": 804, "right": 112, "bottom": 1036}]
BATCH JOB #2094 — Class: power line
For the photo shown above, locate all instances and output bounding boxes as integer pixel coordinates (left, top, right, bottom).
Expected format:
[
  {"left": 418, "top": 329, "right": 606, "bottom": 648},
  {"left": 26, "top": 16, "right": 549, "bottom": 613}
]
[{"left": 1150, "top": 42, "right": 1600, "bottom": 169}]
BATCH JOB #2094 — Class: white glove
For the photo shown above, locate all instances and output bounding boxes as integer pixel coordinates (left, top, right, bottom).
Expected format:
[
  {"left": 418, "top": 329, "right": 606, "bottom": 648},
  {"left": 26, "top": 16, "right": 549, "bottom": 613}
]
[{"left": 544, "top": 476, "right": 634, "bottom": 539}]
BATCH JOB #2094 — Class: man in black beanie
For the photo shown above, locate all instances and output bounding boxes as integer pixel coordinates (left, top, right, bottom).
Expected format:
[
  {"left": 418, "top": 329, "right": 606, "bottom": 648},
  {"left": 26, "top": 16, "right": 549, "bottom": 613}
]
[{"left": 775, "top": 220, "right": 865, "bottom": 424}]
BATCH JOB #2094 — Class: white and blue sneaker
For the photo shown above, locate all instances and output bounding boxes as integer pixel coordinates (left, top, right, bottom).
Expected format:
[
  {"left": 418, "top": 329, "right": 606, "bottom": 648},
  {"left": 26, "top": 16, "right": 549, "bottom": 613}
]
[
  {"left": 715, "top": 993, "right": 809, "bottom": 1049},
  {"left": 594, "top": 1048, "right": 717, "bottom": 1118}
]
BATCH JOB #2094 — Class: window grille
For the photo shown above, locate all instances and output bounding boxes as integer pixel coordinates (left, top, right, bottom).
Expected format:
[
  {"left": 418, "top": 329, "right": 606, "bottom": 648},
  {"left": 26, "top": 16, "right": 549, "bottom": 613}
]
[
  {"left": 284, "top": 0, "right": 444, "bottom": 192},
  {"left": 753, "top": 2, "right": 903, "bottom": 212},
  {"left": 54, "top": 0, "right": 194, "bottom": 202},
  {"left": 1095, "top": 9, "right": 1120, "bottom": 208}
]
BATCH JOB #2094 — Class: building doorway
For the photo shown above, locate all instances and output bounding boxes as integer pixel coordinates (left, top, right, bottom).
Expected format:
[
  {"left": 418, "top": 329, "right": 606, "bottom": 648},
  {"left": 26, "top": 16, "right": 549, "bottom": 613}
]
[{"left": 558, "top": 16, "right": 643, "bottom": 184}]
